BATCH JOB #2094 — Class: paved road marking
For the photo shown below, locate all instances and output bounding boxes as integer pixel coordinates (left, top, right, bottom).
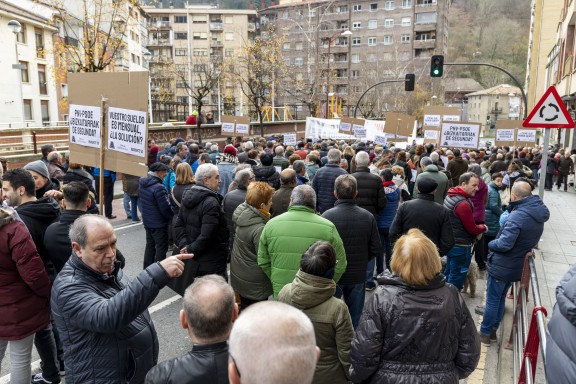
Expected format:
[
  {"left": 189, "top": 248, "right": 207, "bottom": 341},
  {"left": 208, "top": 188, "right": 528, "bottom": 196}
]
[{"left": 0, "top": 294, "right": 181, "bottom": 383}]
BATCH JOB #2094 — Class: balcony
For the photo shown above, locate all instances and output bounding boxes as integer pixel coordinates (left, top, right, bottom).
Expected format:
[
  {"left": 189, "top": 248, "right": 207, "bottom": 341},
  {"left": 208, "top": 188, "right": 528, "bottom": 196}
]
[
  {"left": 210, "top": 22, "right": 223, "bottom": 30},
  {"left": 413, "top": 39, "right": 436, "bottom": 49},
  {"left": 148, "top": 38, "right": 172, "bottom": 46},
  {"left": 149, "top": 55, "right": 173, "bottom": 63},
  {"left": 211, "top": 41, "right": 223, "bottom": 48},
  {"left": 414, "top": 23, "right": 437, "bottom": 32},
  {"left": 64, "top": 36, "right": 79, "bottom": 47},
  {"left": 416, "top": 0, "right": 437, "bottom": 7},
  {"left": 150, "top": 21, "right": 171, "bottom": 29}
]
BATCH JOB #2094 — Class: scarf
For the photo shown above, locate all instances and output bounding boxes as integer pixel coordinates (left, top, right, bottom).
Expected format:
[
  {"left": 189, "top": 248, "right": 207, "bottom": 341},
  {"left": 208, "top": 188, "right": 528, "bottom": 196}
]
[{"left": 258, "top": 208, "right": 271, "bottom": 219}]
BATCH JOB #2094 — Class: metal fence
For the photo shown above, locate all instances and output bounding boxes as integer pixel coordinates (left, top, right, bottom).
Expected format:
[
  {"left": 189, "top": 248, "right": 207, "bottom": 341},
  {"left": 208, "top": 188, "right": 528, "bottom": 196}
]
[
  {"left": 0, "top": 126, "right": 69, "bottom": 156},
  {"left": 505, "top": 252, "right": 548, "bottom": 384}
]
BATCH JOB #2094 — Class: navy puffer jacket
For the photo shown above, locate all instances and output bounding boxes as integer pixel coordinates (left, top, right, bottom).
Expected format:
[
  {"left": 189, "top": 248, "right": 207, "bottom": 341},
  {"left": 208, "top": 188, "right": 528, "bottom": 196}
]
[
  {"left": 487, "top": 195, "right": 549, "bottom": 282},
  {"left": 546, "top": 265, "right": 576, "bottom": 384},
  {"left": 52, "top": 254, "right": 170, "bottom": 384},
  {"left": 139, "top": 174, "right": 173, "bottom": 229},
  {"left": 312, "top": 164, "right": 348, "bottom": 214}
]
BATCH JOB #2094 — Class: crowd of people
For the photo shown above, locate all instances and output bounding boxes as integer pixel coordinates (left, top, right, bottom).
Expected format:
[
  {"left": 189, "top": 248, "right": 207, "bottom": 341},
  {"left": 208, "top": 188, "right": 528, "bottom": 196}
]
[{"left": 1, "top": 135, "right": 574, "bottom": 384}]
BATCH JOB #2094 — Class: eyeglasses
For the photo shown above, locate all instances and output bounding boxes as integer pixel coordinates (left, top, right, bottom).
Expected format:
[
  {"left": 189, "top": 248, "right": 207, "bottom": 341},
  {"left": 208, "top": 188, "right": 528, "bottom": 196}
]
[{"left": 229, "top": 353, "right": 241, "bottom": 378}]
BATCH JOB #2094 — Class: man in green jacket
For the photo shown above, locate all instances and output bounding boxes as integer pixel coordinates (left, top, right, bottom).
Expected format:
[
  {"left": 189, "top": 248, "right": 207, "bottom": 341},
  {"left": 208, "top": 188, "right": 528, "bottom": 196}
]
[
  {"left": 414, "top": 157, "right": 450, "bottom": 204},
  {"left": 258, "top": 185, "right": 347, "bottom": 298}
]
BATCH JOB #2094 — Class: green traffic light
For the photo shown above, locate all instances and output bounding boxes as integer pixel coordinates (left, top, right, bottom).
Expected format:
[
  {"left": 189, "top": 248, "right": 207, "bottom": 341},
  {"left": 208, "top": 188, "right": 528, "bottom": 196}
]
[{"left": 433, "top": 69, "right": 440, "bottom": 75}]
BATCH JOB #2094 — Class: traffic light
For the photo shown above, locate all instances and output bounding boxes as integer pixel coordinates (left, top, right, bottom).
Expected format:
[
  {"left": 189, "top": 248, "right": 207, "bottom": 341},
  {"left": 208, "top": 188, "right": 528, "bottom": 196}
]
[
  {"left": 405, "top": 74, "right": 415, "bottom": 92},
  {"left": 486, "top": 115, "right": 491, "bottom": 123},
  {"left": 430, "top": 55, "right": 444, "bottom": 77}
]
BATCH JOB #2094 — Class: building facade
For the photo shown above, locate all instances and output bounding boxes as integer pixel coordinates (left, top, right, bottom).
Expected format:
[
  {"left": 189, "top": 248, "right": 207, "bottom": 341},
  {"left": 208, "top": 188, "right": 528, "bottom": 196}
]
[
  {"left": 466, "top": 84, "right": 522, "bottom": 137},
  {"left": 144, "top": 5, "right": 259, "bottom": 122},
  {"left": 260, "top": 0, "right": 451, "bottom": 117}
]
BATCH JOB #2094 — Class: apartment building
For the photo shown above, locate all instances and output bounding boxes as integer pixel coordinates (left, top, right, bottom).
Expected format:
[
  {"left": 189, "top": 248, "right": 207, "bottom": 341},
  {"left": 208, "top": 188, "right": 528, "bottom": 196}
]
[
  {"left": 260, "top": 0, "right": 450, "bottom": 116},
  {"left": 0, "top": 0, "right": 59, "bottom": 128},
  {"left": 144, "top": 5, "right": 259, "bottom": 122},
  {"left": 466, "top": 84, "right": 522, "bottom": 137}
]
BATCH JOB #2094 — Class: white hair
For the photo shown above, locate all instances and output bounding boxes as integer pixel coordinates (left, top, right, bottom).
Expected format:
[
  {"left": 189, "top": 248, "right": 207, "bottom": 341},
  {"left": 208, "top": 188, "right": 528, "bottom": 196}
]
[
  {"left": 355, "top": 151, "right": 370, "bottom": 167},
  {"left": 245, "top": 141, "right": 254, "bottom": 150},
  {"left": 229, "top": 301, "right": 317, "bottom": 384},
  {"left": 210, "top": 144, "right": 218, "bottom": 152},
  {"left": 195, "top": 163, "right": 218, "bottom": 185}
]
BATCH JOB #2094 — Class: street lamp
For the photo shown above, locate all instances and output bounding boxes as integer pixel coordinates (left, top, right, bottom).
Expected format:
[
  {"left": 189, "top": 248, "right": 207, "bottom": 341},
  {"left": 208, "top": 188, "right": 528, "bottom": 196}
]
[
  {"left": 325, "top": 29, "right": 352, "bottom": 118},
  {"left": 8, "top": 20, "right": 26, "bottom": 128},
  {"left": 143, "top": 49, "right": 154, "bottom": 124}
]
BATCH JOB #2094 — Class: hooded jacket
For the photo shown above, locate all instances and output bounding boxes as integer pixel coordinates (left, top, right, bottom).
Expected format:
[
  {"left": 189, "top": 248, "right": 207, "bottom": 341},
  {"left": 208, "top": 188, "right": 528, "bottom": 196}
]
[
  {"left": 278, "top": 270, "right": 353, "bottom": 384},
  {"left": 139, "top": 174, "right": 173, "bottom": 229},
  {"left": 52, "top": 254, "right": 168, "bottom": 384},
  {"left": 413, "top": 164, "right": 450, "bottom": 204},
  {"left": 349, "top": 271, "right": 480, "bottom": 384},
  {"left": 252, "top": 164, "right": 280, "bottom": 190},
  {"left": 312, "top": 164, "right": 348, "bottom": 214},
  {"left": 470, "top": 178, "right": 488, "bottom": 223},
  {"left": 174, "top": 185, "right": 229, "bottom": 275},
  {"left": 546, "top": 265, "right": 576, "bottom": 384},
  {"left": 351, "top": 167, "right": 387, "bottom": 216},
  {"left": 16, "top": 196, "right": 61, "bottom": 264},
  {"left": 0, "top": 207, "right": 51, "bottom": 340},
  {"left": 35, "top": 177, "right": 61, "bottom": 199},
  {"left": 447, "top": 156, "right": 469, "bottom": 186},
  {"left": 444, "top": 187, "right": 485, "bottom": 245},
  {"left": 377, "top": 183, "right": 401, "bottom": 229},
  {"left": 484, "top": 182, "right": 502, "bottom": 237},
  {"left": 230, "top": 203, "right": 272, "bottom": 300},
  {"left": 487, "top": 195, "right": 549, "bottom": 282},
  {"left": 64, "top": 168, "right": 99, "bottom": 214}
]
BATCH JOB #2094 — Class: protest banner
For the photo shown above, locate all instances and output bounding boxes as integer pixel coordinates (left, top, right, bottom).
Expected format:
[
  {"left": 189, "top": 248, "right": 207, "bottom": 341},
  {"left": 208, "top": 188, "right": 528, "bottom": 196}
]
[
  {"left": 306, "top": 117, "right": 353, "bottom": 140},
  {"left": 440, "top": 122, "right": 481, "bottom": 149},
  {"left": 69, "top": 104, "right": 101, "bottom": 149},
  {"left": 107, "top": 107, "right": 147, "bottom": 156},
  {"left": 340, "top": 117, "right": 364, "bottom": 135},
  {"left": 516, "top": 129, "right": 537, "bottom": 147}
]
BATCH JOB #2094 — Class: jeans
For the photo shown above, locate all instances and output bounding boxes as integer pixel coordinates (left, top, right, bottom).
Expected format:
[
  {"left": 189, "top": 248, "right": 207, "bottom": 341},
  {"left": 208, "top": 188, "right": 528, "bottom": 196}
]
[
  {"left": 129, "top": 196, "right": 139, "bottom": 221},
  {"left": 123, "top": 192, "right": 131, "bottom": 217},
  {"left": 445, "top": 244, "right": 473, "bottom": 291},
  {"left": 0, "top": 334, "right": 35, "bottom": 384},
  {"left": 144, "top": 227, "right": 169, "bottom": 269},
  {"left": 379, "top": 228, "right": 392, "bottom": 270},
  {"left": 336, "top": 283, "right": 366, "bottom": 329},
  {"left": 34, "top": 324, "right": 60, "bottom": 380},
  {"left": 480, "top": 273, "right": 512, "bottom": 336}
]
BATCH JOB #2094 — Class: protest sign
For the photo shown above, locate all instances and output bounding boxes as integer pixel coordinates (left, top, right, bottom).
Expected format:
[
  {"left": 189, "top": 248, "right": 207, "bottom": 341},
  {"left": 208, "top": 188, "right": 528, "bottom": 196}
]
[
  {"left": 424, "top": 114, "right": 441, "bottom": 127},
  {"left": 516, "top": 129, "right": 537, "bottom": 146},
  {"left": 353, "top": 125, "right": 367, "bottom": 138},
  {"left": 373, "top": 135, "right": 387, "bottom": 146},
  {"left": 340, "top": 117, "right": 364, "bottom": 135},
  {"left": 107, "top": 107, "right": 146, "bottom": 156},
  {"left": 443, "top": 115, "right": 460, "bottom": 122},
  {"left": 423, "top": 106, "right": 462, "bottom": 128},
  {"left": 69, "top": 104, "right": 101, "bottom": 149},
  {"left": 424, "top": 130, "right": 439, "bottom": 139},
  {"left": 440, "top": 122, "right": 480, "bottom": 149},
  {"left": 495, "top": 129, "right": 515, "bottom": 147},
  {"left": 397, "top": 114, "right": 416, "bottom": 137},
  {"left": 283, "top": 133, "right": 296, "bottom": 146},
  {"left": 220, "top": 115, "right": 250, "bottom": 135}
]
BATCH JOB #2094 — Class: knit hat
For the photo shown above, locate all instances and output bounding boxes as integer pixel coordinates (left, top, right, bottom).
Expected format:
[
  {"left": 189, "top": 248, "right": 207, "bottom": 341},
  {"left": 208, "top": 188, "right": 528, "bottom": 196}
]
[
  {"left": 150, "top": 162, "right": 169, "bottom": 172},
  {"left": 260, "top": 153, "right": 273, "bottom": 166},
  {"left": 223, "top": 145, "right": 237, "bottom": 157},
  {"left": 24, "top": 160, "right": 50, "bottom": 179},
  {"left": 417, "top": 178, "right": 438, "bottom": 194}
]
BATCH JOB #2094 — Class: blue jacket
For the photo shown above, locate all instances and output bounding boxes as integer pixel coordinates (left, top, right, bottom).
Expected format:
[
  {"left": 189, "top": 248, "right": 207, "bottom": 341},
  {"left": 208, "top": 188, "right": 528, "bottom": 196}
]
[
  {"left": 312, "top": 164, "right": 348, "bottom": 214},
  {"left": 139, "top": 174, "right": 173, "bottom": 229},
  {"left": 487, "top": 195, "right": 549, "bottom": 282},
  {"left": 92, "top": 168, "right": 116, "bottom": 183},
  {"left": 484, "top": 182, "right": 502, "bottom": 237},
  {"left": 546, "top": 265, "right": 576, "bottom": 384},
  {"left": 377, "top": 183, "right": 401, "bottom": 229}
]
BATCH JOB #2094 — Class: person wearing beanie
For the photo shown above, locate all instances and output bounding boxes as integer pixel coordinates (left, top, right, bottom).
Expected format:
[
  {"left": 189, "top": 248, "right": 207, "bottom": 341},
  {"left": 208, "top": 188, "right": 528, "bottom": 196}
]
[
  {"left": 252, "top": 153, "right": 280, "bottom": 190},
  {"left": 24, "top": 160, "right": 61, "bottom": 199},
  {"left": 216, "top": 145, "right": 239, "bottom": 195},
  {"left": 390, "top": 173, "right": 454, "bottom": 259}
]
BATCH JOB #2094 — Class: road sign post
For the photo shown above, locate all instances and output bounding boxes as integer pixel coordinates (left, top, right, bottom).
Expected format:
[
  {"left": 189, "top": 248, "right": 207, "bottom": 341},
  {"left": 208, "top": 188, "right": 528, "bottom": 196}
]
[{"left": 523, "top": 86, "right": 575, "bottom": 198}]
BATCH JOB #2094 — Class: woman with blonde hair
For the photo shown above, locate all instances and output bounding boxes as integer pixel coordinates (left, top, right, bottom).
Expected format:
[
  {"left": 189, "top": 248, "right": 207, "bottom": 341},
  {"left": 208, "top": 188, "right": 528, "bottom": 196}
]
[
  {"left": 230, "top": 182, "right": 275, "bottom": 310},
  {"left": 350, "top": 228, "right": 480, "bottom": 383},
  {"left": 391, "top": 165, "right": 411, "bottom": 202},
  {"left": 169, "top": 163, "right": 196, "bottom": 249}
]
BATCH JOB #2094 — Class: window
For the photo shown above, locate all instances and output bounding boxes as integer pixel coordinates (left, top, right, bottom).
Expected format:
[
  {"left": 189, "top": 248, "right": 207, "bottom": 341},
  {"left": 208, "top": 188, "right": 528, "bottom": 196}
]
[
  {"left": 16, "top": 24, "right": 26, "bottom": 44},
  {"left": 41, "top": 100, "right": 49, "bottom": 124},
  {"left": 352, "top": 37, "right": 361, "bottom": 46},
  {"left": 295, "top": 42, "right": 303, "bottom": 50},
  {"left": 174, "top": 16, "right": 187, "bottom": 23},
  {"left": 310, "top": 10, "right": 316, "bottom": 17},
  {"left": 385, "top": 1, "right": 395, "bottom": 10},
  {"left": 193, "top": 48, "right": 207, "bottom": 56},
  {"left": 402, "top": 0, "right": 412, "bottom": 8},
  {"left": 353, "top": 4, "right": 361, "bottom": 12},
  {"left": 351, "top": 54, "right": 360, "bottom": 63},
  {"left": 225, "top": 48, "right": 234, "bottom": 57},
  {"left": 351, "top": 70, "right": 360, "bottom": 79},
  {"left": 194, "top": 64, "right": 207, "bottom": 72},
  {"left": 175, "top": 48, "right": 187, "bottom": 56},
  {"left": 337, "top": 5, "right": 348, "bottom": 13},
  {"left": 175, "top": 32, "right": 188, "bottom": 39},
  {"left": 295, "top": 57, "right": 303, "bottom": 66},
  {"left": 401, "top": 34, "right": 410, "bottom": 43},
  {"left": 384, "top": 19, "right": 394, "bottom": 28},
  {"left": 401, "top": 17, "right": 411, "bottom": 26},
  {"left": 225, "top": 32, "right": 234, "bottom": 41},
  {"left": 177, "top": 96, "right": 188, "bottom": 104},
  {"left": 309, "top": 57, "right": 315, "bottom": 64},
  {"left": 38, "top": 64, "right": 47, "bottom": 95},
  {"left": 24, "top": 99, "right": 33, "bottom": 120},
  {"left": 367, "top": 54, "right": 377, "bottom": 62},
  {"left": 283, "top": 42, "right": 291, "bottom": 50},
  {"left": 193, "top": 32, "right": 207, "bottom": 40},
  {"left": 370, "top": 3, "right": 378, "bottom": 11},
  {"left": 282, "top": 12, "right": 288, "bottom": 19},
  {"left": 384, "top": 35, "right": 393, "bottom": 45},
  {"left": 352, "top": 22, "right": 361, "bottom": 30},
  {"left": 192, "top": 15, "right": 207, "bottom": 23},
  {"left": 20, "top": 61, "right": 29, "bottom": 82},
  {"left": 368, "top": 20, "right": 377, "bottom": 29},
  {"left": 416, "top": 12, "right": 436, "bottom": 23},
  {"left": 61, "top": 83, "right": 68, "bottom": 98},
  {"left": 368, "top": 37, "right": 377, "bottom": 46},
  {"left": 35, "top": 28, "right": 44, "bottom": 58}
]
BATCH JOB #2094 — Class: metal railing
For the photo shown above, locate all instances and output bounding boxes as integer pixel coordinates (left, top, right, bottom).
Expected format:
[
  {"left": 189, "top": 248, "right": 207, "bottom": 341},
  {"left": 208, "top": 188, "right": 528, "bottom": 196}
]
[{"left": 505, "top": 252, "right": 548, "bottom": 384}]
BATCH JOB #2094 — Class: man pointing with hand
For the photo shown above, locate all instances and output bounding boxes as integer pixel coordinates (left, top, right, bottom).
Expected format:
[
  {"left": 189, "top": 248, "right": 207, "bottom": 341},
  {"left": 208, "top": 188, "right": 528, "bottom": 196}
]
[{"left": 51, "top": 215, "right": 194, "bottom": 384}]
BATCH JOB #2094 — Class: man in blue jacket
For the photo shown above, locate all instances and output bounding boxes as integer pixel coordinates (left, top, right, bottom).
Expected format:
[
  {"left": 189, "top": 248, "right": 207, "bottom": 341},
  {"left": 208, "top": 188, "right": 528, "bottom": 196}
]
[
  {"left": 479, "top": 180, "right": 549, "bottom": 345},
  {"left": 140, "top": 162, "right": 174, "bottom": 269}
]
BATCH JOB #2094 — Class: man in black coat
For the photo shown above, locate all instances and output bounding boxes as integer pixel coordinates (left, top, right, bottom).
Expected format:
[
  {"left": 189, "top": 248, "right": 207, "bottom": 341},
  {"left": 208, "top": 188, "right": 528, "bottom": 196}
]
[
  {"left": 145, "top": 275, "right": 238, "bottom": 384},
  {"left": 174, "top": 164, "right": 229, "bottom": 279},
  {"left": 222, "top": 168, "right": 253, "bottom": 252},
  {"left": 51, "top": 215, "right": 191, "bottom": 384},
  {"left": 252, "top": 153, "right": 280, "bottom": 190},
  {"left": 271, "top": 169, "right": 296, "bottom": 217},
  {"left": 312, "top": 149, "right": 347, "bottom": 213},
  {"left": 322, "top": 174, "right": 381, "bottom": 329},
  {"left": 389, "top": 178, "right": 454, "bottom": 256},
  {"left": 351, "top": 151, "right": 386, "bottom": 216}
]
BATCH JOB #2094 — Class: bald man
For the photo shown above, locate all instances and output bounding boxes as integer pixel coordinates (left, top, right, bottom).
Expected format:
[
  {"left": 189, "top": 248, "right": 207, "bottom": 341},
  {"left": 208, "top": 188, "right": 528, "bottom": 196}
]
[
  {"left": 270, "top": 169, "right": 296, "bottom": 217},
  {"left": 146, "top": 275, "right": 238, "bottom": 383},
  {"left": 228, "top": 301, "right": 319, "bottom": 384}
]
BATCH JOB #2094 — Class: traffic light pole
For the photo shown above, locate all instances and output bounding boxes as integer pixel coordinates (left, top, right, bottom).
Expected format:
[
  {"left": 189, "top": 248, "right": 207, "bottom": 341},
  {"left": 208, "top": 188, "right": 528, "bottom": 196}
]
[
  {"left": 445, "top": 62, "right": 528, "bottom": 119},
  {"left": 353, "top": 79, "right": 405, "bottom": 118}
]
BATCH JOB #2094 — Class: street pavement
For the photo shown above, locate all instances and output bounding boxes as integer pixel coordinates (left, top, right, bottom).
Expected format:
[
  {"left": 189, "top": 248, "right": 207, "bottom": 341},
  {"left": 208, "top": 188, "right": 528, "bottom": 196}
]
[{"left": 2, "top": 181, "right": 574, "bottom": 383}]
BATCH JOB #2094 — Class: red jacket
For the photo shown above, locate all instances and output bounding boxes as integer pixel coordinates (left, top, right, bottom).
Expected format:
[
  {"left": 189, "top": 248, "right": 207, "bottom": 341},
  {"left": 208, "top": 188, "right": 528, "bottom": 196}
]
[
  {"left": 0, "top": 208, "right": 51, "bottom": 340},
  {"left": 185, "top": 115, "right": 197, "bottom": 125}
]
